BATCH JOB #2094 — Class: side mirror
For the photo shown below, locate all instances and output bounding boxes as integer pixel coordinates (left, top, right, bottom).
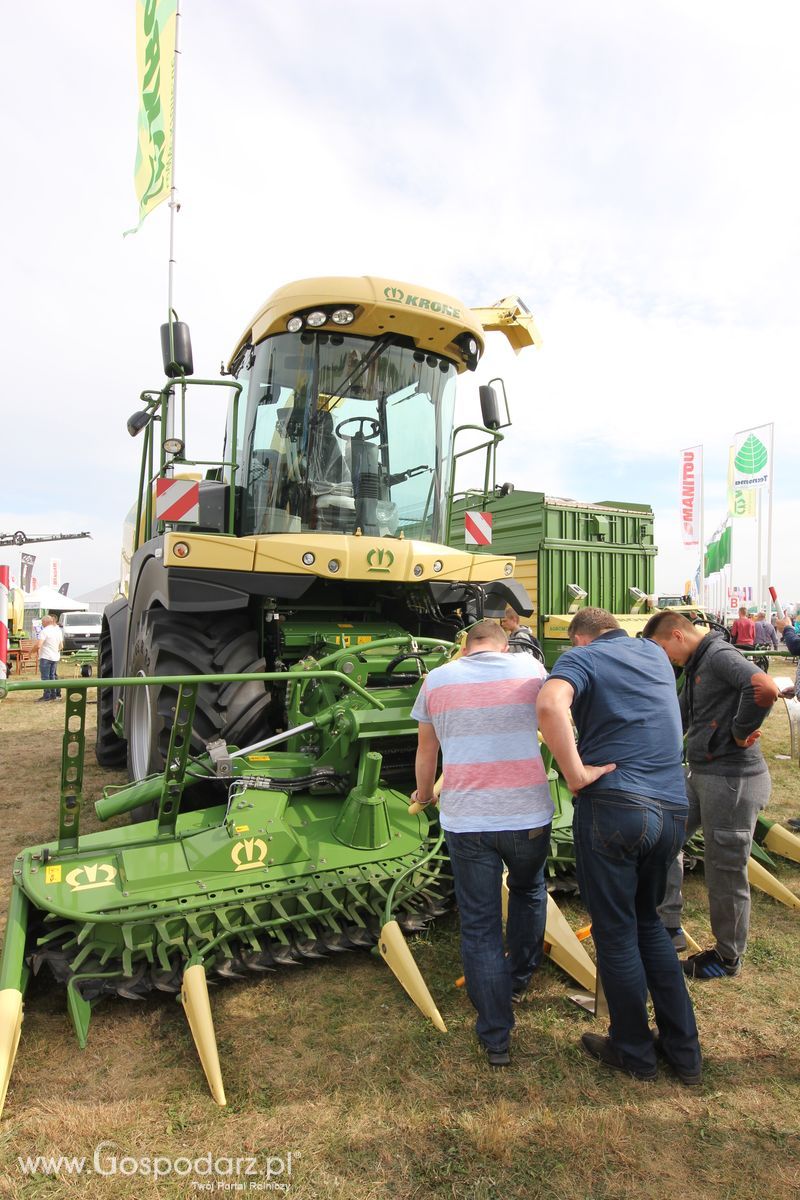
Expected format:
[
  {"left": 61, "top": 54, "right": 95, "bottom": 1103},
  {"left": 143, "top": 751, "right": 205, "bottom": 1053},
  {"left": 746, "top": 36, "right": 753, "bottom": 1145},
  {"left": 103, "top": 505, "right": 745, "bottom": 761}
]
[
  {"left": 127, "top": 409, "right": 153, "bottom": 437},
  {"left": 479, "top": 385, "right": 502, "bottom": 431},
  {"left": 160, "top": 321, "right": 194, "bottom": 378}
]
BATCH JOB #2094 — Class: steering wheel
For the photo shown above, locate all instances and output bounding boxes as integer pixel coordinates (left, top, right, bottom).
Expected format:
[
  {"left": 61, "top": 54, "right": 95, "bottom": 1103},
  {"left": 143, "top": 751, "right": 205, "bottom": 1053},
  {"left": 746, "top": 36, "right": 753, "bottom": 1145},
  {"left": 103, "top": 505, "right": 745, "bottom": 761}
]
[
  {"left": 334, "top": 416, "right": 380, "bottom": 440},
  {"left": 695, "top": 615, "right": 731, "bottom": 642}
]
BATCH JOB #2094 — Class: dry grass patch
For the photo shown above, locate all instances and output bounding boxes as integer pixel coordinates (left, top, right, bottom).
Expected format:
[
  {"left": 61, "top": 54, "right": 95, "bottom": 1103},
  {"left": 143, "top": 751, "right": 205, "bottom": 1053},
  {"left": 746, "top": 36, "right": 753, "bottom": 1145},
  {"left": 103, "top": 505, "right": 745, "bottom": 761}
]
[{"left": 0, "top": 669, "right": 799, "bottom": 1198}]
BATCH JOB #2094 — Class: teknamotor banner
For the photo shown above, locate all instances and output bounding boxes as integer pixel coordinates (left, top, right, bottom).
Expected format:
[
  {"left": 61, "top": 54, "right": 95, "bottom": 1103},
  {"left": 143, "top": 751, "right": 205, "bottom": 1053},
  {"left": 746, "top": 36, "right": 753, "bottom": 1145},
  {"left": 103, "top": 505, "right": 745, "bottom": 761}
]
[
  {"left": 679, "top": 445, "right": 701, "bottom": 546},
  {"left": 127, "top": 0, "right": 177, "bottom": 234},
  {"left": 732, "top": 425, "right": 772, "bottom": 491}
]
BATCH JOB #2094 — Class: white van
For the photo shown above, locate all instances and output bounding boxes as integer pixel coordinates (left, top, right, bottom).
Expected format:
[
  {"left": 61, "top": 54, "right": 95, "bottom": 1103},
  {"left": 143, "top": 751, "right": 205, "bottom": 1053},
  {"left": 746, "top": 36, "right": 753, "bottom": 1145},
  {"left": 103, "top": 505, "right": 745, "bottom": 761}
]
[{"left": 58, "top": 611, "right": 102, "bottom": 652}]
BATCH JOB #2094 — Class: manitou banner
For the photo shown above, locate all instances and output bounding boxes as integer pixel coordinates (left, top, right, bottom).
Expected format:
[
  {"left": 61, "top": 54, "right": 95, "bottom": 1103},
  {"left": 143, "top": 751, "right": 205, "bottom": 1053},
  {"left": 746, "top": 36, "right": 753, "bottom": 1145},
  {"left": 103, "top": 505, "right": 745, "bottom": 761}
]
[{"left": 679, "top": 446, "right": 702, "bottom": 546}]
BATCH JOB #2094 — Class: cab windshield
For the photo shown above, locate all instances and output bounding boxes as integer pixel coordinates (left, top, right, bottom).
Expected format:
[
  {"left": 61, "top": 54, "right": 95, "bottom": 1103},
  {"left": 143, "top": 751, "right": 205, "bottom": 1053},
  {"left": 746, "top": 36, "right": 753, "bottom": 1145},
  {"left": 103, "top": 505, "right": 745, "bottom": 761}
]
[{"left": 232, "top": 333, "right": 457, "bottom": 541}]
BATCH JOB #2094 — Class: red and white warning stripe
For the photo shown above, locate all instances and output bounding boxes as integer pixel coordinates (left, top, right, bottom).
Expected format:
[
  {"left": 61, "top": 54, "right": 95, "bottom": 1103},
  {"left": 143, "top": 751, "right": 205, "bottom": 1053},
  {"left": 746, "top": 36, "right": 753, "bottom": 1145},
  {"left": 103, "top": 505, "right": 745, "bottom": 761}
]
[
  {"left": 0, "top": 565, "right": 9, "bottom": 681},
  {"left": 465, "top": 511, "right": 493, "bottom": 546},
  {"left": 156, "top": 478, "right": 200, "bottom": 524}
]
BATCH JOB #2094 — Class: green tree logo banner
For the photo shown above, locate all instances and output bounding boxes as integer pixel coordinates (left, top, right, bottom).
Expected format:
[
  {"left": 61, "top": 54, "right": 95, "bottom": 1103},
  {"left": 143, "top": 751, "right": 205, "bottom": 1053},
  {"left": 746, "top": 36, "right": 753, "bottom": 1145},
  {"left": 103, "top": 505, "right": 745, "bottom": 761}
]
[{"left": 732, "top": 426, "right": 771, "bottom": 490}]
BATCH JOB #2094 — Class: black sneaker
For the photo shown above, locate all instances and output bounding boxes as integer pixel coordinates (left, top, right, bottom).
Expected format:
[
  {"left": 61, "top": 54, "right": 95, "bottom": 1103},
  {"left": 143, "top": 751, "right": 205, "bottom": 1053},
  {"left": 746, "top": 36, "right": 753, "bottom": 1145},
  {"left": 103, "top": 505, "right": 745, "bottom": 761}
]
[
  {"left": 682, "top": 948, "right": 741, "bottom": 979},
  {"left": 34, "top": 697, "right": 51, "bottom": 703},
  {"left": 665, "top": 927, "right": 688, "bottom": 952},
  {"left": 485, "top": 1047, "right": 511, "bottom": 1067},
  {"left": 653, "top": 1037, "right": 703, "bottom": 1086},
  {"left": 511, "top": 987, "right": 527, "bottom": 1004},
  {"left": 580, "top": 1033, "right": 657, "bottom": 1081}
]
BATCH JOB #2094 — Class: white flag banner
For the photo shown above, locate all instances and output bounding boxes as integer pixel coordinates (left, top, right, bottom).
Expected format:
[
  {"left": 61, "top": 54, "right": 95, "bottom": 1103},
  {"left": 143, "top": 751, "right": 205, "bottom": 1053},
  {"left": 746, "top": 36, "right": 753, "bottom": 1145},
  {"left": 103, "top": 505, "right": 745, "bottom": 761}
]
[
  {"left": 732, "top": 424, "right": 772, "bottom": 491},
  {"left": 679, "top": 445, "right": 702, "bottom": 546}
]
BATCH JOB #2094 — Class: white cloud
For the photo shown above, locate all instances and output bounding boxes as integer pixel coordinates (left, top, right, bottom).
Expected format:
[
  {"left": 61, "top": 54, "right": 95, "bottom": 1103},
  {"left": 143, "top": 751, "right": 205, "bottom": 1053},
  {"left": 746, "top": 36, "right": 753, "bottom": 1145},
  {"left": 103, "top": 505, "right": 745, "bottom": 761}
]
[{"left": 1, "top": 1, "right": 798, "bottom": 598}]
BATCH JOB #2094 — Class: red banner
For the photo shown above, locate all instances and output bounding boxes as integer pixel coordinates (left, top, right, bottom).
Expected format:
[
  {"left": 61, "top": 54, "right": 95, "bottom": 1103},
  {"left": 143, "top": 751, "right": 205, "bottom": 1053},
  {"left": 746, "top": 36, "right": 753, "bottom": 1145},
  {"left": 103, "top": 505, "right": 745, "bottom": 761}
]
[{"left": 680, "top": 446, "right": 702, "bottom": 546}]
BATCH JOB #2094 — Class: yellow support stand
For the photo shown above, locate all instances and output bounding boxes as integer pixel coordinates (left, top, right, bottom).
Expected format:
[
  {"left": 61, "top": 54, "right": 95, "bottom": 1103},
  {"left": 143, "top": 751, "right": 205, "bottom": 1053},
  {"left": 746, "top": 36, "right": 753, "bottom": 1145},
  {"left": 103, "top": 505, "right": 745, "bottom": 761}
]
[
  {"left": 378, "top": 920, "right": 447, "bottom": 1033},
  {"left": 0, "top": 989, "right": 23, "bottom": 1119},
  {"left": 762, "top": 823, "right": 800, "bottom": 866},
  {"left": 544, "top": 894, "right": 598, "bottom": 994},
  {"left": 747, "top": 857, "right": 800, "bottom": 910},
  {"left": 683, "top": 927, "right": 703, "bottom": 955},
  {"left": 180, "top": 964, "right": 227, "bottom": 1106}
]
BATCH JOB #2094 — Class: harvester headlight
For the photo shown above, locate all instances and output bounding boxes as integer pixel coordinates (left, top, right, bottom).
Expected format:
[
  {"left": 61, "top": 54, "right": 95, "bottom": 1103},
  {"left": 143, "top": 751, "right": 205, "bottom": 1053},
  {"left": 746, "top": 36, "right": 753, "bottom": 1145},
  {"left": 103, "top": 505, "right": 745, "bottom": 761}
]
[
  {"left": 327, "top": 559, "right": 341, "bottom": 573},
  {"left": 286, "top": 316, "right": 304, "bottom": 333},
  {"left": 306, "top": 310, "right": 327, "bottom": 328},
  {"left": 413, "top": 564, "right": 424, "bottom": 577},
  {"left": 433, "top": 560, "right": 443, "bottom": 573},
  {"left": 504, "top": 562, "right": 513, "bottom": 576},
  {"left": 467, "top": 337, "right": 478, "bottom": 356},
  {"left": 302, "top": 552, "right": 316, "bottom": 566},
  {"left": 331, "top": 308, "right": 355, "bottom": 325},
  {"left": 173, "top": 541, "right": 190, "bottom": 559},
  {"left": 163, "top": 437, "right": 184, "bottom": 456}
]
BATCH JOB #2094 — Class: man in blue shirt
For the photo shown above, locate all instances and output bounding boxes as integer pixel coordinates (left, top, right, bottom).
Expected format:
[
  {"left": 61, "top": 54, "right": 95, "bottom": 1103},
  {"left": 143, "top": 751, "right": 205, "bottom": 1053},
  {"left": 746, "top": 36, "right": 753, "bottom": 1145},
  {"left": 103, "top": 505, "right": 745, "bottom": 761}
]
[{"left": 537, "top": 608, "right": 701, "bottom": 1085}]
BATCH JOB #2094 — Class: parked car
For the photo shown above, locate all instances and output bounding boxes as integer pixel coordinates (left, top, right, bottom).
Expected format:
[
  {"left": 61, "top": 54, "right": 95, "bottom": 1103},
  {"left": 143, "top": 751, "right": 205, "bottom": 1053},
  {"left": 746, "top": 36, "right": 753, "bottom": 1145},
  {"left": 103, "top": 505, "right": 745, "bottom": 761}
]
[{"left": 58, "top": 611, "right": 102, "bottom": 652}]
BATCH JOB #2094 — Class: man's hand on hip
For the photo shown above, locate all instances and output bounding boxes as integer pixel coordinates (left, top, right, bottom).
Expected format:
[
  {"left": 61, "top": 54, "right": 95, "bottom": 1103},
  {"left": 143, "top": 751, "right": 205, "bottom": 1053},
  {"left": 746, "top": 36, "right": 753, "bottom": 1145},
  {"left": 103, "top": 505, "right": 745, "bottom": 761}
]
[
  {"left": 565, "top": 761, "right": 617, "bottom": 795},
  {"left": 734, "top": 730, "right": 761, "bottom": 748}
]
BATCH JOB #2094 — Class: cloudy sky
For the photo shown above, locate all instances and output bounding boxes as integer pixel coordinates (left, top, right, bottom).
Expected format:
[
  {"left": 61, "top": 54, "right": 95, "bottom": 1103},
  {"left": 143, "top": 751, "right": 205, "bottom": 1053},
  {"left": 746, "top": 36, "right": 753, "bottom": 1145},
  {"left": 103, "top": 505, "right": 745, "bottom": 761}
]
[{"left": 2, "top": 1, "right": 798, "bottom": 605}]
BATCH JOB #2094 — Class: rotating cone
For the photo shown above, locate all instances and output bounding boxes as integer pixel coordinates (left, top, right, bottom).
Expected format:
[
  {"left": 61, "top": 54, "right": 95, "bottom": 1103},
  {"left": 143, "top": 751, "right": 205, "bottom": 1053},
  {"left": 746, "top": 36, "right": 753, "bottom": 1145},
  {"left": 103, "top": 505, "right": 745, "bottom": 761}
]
[
  {"left": 379, "top": 920, "right": 447, "bottom": 1032},
  {"left": 761, "top": 823, "right": 800, "bottom": 866},
  {"left": 747, "top": 857, "right": 800, "bottom": 910},
  {"left": 0, "top": 989, "right": 23, "bottom": 1118},
  {"left": 180, "top": 964, "right": 227, "bottom": 1105},
  {"left": 544, "top": 895, "right": 597, "bottom": 993}
]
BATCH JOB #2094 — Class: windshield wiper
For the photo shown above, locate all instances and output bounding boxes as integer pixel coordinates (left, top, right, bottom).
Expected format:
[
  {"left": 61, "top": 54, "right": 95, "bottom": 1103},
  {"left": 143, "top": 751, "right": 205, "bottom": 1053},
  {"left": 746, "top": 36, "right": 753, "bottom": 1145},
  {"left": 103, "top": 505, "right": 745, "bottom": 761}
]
[{"left": 320, "top": 334, "right": 394, "bottom": 413}]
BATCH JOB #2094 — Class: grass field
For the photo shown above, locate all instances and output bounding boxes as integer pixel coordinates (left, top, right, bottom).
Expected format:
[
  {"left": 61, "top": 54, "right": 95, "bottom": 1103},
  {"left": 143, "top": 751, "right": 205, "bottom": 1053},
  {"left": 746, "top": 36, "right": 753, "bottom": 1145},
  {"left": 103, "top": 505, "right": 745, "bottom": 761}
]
[{"left": 0, "top": 667, "right": 798, "bottom": 1199}]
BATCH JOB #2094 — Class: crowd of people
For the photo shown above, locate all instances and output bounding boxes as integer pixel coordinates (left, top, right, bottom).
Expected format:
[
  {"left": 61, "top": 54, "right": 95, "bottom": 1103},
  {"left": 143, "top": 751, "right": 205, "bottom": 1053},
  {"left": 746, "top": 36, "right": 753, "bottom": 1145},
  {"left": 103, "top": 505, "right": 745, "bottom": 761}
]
[{"left": 411, "top": 603, "right": 798, "bottom": 1082}]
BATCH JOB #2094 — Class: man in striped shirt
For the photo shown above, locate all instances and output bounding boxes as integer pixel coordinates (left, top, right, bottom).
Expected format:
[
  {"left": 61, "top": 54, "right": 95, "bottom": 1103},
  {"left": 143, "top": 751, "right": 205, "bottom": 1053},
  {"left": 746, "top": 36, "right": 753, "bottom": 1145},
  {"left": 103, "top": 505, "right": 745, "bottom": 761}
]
[{"left": 411, "top": 620, "right": 552, "bottom": 1066}]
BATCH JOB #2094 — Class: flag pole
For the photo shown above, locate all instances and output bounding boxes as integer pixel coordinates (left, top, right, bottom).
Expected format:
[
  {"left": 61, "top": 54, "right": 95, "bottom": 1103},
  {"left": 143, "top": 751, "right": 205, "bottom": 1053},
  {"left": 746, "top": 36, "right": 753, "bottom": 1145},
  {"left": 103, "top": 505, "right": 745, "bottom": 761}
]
[
  {"left": 167, "top": 0, "right": 181, "bottom": 324},
  {"left": 164, "top": 0, "right": 182, "bottom": 468},
  {"left": 698, "top": 447, "right": 705, "bottom": 606},
  {"left": 765, "top": 422, "right": 775, "bottom": 614}
]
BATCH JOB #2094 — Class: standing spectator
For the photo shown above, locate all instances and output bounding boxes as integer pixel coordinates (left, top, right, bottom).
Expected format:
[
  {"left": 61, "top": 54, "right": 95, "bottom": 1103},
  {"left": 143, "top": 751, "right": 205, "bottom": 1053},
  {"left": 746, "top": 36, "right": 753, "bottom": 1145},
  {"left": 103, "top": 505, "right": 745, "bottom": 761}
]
[
  {"left": 411, "top": 621, "right": 551, "bottom": 1067},
  {"left": 730, "top": 606, "right": 756, "bottom": 650},
  {"left": 500, "top": 604, "right": 544, "bottom": 662},
  {"left": 536, "top": 608, "right": 701, "bottom": 1085},
  {"left": 753, "top": 612, "right": 778, "bottom": 650},
  {"left": 36, "top": 614, "right": 63, "bottom": 702},
  {"left": 645, "top": 611, "right": 780, "bottom": 979}
]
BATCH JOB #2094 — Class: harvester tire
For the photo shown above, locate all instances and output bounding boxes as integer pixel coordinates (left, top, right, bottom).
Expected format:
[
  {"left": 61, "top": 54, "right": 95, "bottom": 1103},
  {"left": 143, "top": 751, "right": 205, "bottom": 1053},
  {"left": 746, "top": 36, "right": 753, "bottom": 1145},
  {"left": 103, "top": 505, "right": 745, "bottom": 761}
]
[
  {"left": 95, "top": 627, "right": 127, "bottom": 767},
  {"left": 126, "top": 609, "right": 271, "bottom": 786}
]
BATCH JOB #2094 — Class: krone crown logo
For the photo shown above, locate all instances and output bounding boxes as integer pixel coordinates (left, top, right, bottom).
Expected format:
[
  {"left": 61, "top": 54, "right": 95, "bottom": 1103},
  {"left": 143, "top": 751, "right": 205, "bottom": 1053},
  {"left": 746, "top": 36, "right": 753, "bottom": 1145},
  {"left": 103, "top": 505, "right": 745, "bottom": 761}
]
[{"left": 231, "top": 837, "right": 269, "bottom": 871}]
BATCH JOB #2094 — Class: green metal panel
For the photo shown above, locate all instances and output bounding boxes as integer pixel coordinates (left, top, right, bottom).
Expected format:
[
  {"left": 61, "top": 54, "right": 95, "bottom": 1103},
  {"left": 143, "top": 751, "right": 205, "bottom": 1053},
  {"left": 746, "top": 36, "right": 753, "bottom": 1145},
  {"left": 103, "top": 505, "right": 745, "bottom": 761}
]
[{"left": 448, "top": 489, "right": 656, "bottom": 621}]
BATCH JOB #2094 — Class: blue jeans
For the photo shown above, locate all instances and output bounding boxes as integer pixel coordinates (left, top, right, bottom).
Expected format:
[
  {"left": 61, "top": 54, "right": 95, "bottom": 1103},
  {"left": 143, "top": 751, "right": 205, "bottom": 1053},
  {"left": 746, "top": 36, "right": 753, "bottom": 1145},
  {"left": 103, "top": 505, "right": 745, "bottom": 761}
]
[
  {"left": 444, "top": 825, "right": 551, "bottom": 1053},
  {"left": 574, "top": 791, "right": 701, "bottom": 1076},
  {"left": 39, "top": 658, "right": 60, "bottom": 699}
]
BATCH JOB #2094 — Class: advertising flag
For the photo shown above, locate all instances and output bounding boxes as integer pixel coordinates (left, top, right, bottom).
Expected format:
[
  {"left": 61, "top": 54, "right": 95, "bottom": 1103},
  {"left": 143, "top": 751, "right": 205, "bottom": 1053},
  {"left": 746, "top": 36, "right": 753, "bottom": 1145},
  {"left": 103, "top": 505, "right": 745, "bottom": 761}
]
[
  {"left": 19, "top": 553, "right": 35, "bottom": 592},
  {"left": 679, "top": 446, "right": 701, "bottom": 546},
  {"left": 731, "top": 424, "right": 772, "bottom": 491},
  {"left": 727, "top": 447, "right": 756, "bottom": 518},
  {"left": 127, "top": 0, "right": 177, "bottom": 234}
]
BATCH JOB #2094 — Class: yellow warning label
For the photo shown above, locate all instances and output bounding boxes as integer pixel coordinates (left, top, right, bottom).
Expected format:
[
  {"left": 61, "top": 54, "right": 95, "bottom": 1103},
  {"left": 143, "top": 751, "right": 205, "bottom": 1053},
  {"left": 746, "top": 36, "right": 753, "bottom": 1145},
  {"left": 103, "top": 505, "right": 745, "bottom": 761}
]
[
  {"left": 247, "top": 754, "right": 271, "bottom": 762},
  {"left": 357, "top": 635, "right": 372, "bottom": 644},
  {"left": 235, "top": 825, "right": 250, "bottom": 833},
  {"left": 338, "top": 623, "right": 354, "bottom": 628},
  {"left": 45, "top": 865, "right": 62, "bottom": 884}
]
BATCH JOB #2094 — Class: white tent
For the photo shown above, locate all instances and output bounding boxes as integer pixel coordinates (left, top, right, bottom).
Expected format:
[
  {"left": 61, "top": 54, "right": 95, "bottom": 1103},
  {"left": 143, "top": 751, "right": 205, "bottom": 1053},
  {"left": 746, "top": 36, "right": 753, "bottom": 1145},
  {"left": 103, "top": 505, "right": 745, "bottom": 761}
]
[{"left": 24, "top": 587, "right": 89, "bottom": 612}]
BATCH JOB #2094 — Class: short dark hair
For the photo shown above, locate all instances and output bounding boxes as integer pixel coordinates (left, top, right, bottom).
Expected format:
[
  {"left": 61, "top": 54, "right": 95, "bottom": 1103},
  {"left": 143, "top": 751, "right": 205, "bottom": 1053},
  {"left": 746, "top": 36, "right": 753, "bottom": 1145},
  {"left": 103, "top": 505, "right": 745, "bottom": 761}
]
[
  {"left": 642, "top": 611, "right": 696, "bottom": 639},
  {"left": 464, "top": 621, "right": 508, "bottom": 652},
  {"left": 567, "top": 607, "right": 619, "bottom": 639}
]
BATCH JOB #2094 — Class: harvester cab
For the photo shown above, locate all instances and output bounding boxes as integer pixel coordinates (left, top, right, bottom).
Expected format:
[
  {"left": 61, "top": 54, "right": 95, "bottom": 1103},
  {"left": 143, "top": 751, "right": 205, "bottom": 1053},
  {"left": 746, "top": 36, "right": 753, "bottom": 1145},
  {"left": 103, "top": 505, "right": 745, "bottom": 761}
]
[{"left": 104, "top": 277, "right": 539, "bottom": 781}]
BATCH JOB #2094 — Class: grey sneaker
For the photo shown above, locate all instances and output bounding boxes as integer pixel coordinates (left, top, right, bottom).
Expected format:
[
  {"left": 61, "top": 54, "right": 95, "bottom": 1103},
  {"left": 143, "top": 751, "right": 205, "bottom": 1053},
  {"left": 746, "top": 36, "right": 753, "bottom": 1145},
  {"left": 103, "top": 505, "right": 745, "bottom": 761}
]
[{"left": 665, "top": 927, "right": 688, "bottom": 952}]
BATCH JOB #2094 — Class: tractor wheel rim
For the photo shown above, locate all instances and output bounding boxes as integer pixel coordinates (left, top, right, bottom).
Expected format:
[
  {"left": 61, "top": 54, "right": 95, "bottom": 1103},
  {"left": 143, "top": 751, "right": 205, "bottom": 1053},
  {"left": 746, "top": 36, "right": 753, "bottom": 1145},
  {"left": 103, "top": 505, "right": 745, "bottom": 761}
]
[{"left": 129, "top": 669, "right": 153, "bottom": 779}]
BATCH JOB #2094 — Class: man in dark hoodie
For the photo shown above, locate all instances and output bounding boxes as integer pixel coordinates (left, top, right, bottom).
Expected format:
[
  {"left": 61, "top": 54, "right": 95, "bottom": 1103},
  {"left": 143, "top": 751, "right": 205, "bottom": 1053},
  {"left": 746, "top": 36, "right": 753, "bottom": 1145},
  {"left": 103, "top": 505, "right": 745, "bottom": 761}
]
[{"left": 644, "top": 611, "right": 781, "bottom": 979}]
